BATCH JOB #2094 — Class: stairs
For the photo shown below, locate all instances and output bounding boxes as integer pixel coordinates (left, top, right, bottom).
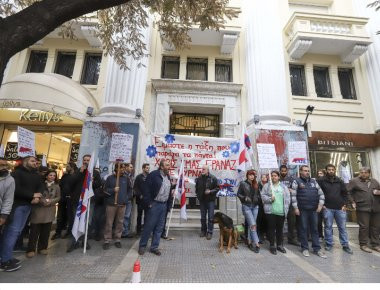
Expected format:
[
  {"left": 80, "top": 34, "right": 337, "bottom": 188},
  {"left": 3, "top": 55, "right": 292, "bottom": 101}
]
[{"left": 168, "top": 209, "right": 202, "bottom": 230}]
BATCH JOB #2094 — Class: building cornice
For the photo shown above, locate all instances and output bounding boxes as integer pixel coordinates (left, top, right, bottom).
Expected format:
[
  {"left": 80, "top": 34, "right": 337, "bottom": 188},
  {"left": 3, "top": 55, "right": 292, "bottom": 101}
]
[{"left": 151, "top": 79, "right": 242, "bottom": 96}]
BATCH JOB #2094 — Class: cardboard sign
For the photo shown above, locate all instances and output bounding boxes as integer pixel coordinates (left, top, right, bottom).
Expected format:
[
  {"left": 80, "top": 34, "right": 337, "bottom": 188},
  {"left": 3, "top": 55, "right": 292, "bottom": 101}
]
[
  {"left": 4, "top": 142, "right": 18, "bottom": 160},
  {"left": 256, "top": 143, "right": 278, "bottom": 169},
  {"left": 288, "top": 141, "right": 308, "bottom": 165},
  {"left": 69, "top": 143, "right": 80, "bottom": 163},
  {"left": 17, "top": 126, "right": 35, "bottom": 157},
  {"left": 109, "top": 133, "right": 134, "bottom": 162}
]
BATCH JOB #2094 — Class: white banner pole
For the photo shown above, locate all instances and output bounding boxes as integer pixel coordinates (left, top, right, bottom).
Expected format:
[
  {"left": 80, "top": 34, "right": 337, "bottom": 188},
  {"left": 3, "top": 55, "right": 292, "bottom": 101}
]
[{"left": 83, "top": 198, "right": 91, "bottom": 254}]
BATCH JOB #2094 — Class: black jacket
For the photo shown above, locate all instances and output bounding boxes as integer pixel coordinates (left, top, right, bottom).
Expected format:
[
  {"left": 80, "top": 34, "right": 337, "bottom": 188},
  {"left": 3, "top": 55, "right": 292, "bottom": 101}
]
[
  {"left": 195, "top": 174, "right": 219, "bottom": 202},
  {"left": 133, "top": 173, "right": 147, "bottom": 205},
  {"left": 11, "top": 166, "right": 43, "bottom": 206},
  {"left": 237, "top": 180, "right": 259, "bottom": 206},
  {"left": 66, "top": 169, "right": 101, "bottom": 207},
  {"left": 317, "top": 176, "right": 348, "bottom": 210}
]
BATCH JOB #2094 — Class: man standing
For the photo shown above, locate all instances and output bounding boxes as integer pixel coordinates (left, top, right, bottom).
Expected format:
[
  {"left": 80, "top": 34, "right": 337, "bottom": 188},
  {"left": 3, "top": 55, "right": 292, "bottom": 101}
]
[
  {"left": 318, "top": 164, "right": 353, "bottom": 254},
  {"left": 121, "top": 163, "right": 134, "bottom": 238},
  {"left": 138, "top": 160, "right": 175, "bottom": 256},
  {"left": 103, "top": 163, "right": 129, "bottom": 249},
  {"left": 66, "top": 154, "right": 101, "bottom": 252},
  {"left": 0, "top": 158, "right": 15, "bottom": 230},
  {"left": 195, "top": 165, "right": 219, "bottom": 240},
  {"left": 133, "top": 163, "right": 150, "bottom": 235},
  {"left": 280, "top": 165, "right": 298, "bottom": 246},
  {"left": 0, "top": 156, "right": 42, "bottom": 271},
  {"left": 291, "top": 165, "right": 326, "bottom": 258},
  {"left": 347, "top": 167, "right": 380, "bottom": 253}
]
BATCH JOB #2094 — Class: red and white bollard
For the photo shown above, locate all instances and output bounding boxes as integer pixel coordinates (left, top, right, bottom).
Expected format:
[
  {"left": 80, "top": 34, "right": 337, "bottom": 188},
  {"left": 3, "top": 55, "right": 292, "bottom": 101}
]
[{"left": 131, "top": 260, "right": 141, "bottom": 283}]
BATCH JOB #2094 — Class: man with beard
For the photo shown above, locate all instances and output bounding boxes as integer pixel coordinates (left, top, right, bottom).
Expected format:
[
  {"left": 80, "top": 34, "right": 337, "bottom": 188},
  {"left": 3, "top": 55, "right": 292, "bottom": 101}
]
[
  {"left": 317, "top": 164, "right": 353, "bottom": 254},
  {"left": 0, "top": 156, "right": 43, "bottom": 271}
]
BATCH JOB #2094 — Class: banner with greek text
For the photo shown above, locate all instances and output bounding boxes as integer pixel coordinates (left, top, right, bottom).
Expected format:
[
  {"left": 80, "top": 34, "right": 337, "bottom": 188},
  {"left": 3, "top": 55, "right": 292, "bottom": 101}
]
[{"left": 145, "top": 134, "right": 242, "bottom": 197}]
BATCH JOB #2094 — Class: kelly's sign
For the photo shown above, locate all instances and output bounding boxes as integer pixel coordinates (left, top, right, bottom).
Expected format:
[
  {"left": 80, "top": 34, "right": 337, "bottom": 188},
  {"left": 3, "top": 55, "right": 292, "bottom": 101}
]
[{"left": 19, "top": 109, "right": 63, "bottom": 124}]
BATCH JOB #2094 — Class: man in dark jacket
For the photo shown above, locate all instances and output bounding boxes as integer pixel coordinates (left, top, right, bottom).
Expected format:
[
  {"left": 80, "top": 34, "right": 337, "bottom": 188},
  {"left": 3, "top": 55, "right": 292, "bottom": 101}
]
[
  {"left": 195, "top": 165, "right": 219, "bottom": 240},
  {"left": 121, "top": 163, "right": 134, "bottom": 238},
  {"left": 138, "top": 160, "right": 175, "bottom": 256},
  {"left": 133, "top": 163, "right": 150, "bottom": 235},
  {"left": 66, "top": 154, "right": 101, "bottom": 252},
  {"left": 103, "top": 163, "right": 129, "bottom": 249},
  {"left": 0, "top": 156, "right": 43, "bottom": 272},
  {"left": 318, "top": 164, "right": 353, "bottom": 254},
  {"left": 52, "top": 162, "right": 77, "bottom": 240},
  {"left": 292, "top": 165, "right": 326, "bottom": 258},
  {"left": 280, "top": 165, "right": 299, "bottom": 246},
  {"left": 347, "top": 167, "right": 380, "bottom": 253}
]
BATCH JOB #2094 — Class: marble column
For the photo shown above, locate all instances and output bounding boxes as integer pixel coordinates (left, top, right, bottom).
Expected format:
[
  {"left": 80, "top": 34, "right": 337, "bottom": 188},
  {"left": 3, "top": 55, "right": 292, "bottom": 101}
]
[
  {"left": 244, "top": 0, "right": 291, "bottom": 126},
  {"left": 99, "top": 21, "right": 151, "bottom": 118},
  {"left": 352, "top": 0, "right": 380, "bottom": 132}
]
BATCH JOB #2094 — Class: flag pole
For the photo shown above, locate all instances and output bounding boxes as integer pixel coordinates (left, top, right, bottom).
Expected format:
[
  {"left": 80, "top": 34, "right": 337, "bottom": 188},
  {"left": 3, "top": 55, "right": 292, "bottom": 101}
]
[{"left": 83, "top": 192, "right": 91, "bottom": 254}]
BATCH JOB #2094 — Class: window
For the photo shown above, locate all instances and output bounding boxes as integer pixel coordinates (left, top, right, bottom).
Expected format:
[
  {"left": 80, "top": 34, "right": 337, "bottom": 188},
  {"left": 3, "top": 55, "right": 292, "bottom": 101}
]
[
  {"left": 161, "top": 56, "right": 180, "bottom": 79},
  {"left": 80, "top": 53, "right": 102, "bottom": 85},
  {"left": 313, "top": 66, "right": 332, "bottom": 98},
  {"left": 26, "top": 51, "right": 47, "bottom": 73},
  {"left": 338, "top": 68, "right": 357, "bottom": 100},
  {"left": 289, "top": 64, "right": 307, "bottom": 96},
  {"left": 54, "top": 52, "right": 76, "bottom": 78},
  {"left": 186, "top": 58, "right": 208, "bottom": 81},
  {"left": 215, "top": 59, "right": 232, "bottom": 82}
]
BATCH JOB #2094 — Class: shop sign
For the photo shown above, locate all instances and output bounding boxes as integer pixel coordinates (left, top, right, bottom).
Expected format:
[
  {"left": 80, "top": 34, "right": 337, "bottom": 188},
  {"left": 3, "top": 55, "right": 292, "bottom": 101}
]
[
  {"left": 317, "top": 140, "right": 354, "bottom": 147},
  {"left": 4, "top": 142, "right": 18, "bottom": 161},
  {"left": 69, "top": 143, "right": 80, "bottom": 163},
  {"left": 19, "top": 109, "right": 63, "bottom": 124}
]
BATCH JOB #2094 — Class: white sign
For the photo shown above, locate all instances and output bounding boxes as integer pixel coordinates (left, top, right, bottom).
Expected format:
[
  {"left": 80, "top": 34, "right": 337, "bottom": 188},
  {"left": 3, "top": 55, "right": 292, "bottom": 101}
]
[
  {"left": 17, "top": 126, "right": 35, "bottom": 157},
  {"left": 288, "top": 141, "right": 308, "bottom": 165},
  {"left": 109, "top": 133, "right": 134, "bottom": 162},
  {"left": 257, "top": 143, "right": 278, "bottom": 169}
]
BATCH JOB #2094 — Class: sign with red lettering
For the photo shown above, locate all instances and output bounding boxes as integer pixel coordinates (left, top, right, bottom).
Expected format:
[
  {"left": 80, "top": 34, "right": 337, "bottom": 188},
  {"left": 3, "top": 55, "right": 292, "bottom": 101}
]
[{"left": 145, "top": 134, "right": 242, "bottom": 197}]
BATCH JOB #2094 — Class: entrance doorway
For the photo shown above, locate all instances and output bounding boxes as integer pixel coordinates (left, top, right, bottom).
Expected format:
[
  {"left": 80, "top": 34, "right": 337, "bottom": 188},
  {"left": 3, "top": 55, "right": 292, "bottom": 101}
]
[{"left": 170, "top": 112, "right": 220, "bottom": 209}]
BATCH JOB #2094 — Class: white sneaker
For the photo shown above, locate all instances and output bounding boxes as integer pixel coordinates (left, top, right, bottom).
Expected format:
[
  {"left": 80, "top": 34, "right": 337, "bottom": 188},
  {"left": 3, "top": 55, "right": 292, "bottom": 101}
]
[
  {"left": 315, "top": 250, "right": 327, "bottom": 259},
  {"left": 302, "top": 249, "right": 310, "bottom": 257}
]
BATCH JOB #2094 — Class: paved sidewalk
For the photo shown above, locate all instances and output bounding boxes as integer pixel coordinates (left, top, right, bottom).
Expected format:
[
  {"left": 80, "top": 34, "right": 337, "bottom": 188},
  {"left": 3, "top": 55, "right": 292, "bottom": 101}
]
[{"left": 2, "top": 228, "right": 380, "bottom": 283}]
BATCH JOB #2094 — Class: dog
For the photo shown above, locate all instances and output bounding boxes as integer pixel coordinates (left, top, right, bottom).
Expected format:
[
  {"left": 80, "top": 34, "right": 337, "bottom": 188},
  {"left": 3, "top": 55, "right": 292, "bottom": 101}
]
[{"left": 213, "top": 212, "right": 238, "bottom": 253}]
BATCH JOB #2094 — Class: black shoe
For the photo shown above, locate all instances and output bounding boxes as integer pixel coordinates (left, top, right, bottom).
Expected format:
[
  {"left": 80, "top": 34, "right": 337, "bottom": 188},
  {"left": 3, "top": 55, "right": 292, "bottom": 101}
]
[
  {"left": 206, "top": 233, "right": 212, "bottom": 240},
  {"left": 343, "top": 246, "right": 353, "bottom": 254},
  {"left": 103, "top": 243, "right": 110, "bottom": 250},
  {"left": 0, "top": 260, "right": 21, "bottom": 272},
  {"left": 199, "top": 232, "right": 206, "bottom": 238},
  {"left": 51, "top": 233, "right": 61, "bottom": 240},
  {"left": 81, "top": 241, "right": 91, "bottom": 250},
  {"left": 288, "top": 240, "right": 300, "bottom": 246},
  {"left": 277, "top": 246, "right": 287, "bottom": 254},
  {"left": 66, "top": 242, "right": 79, "bottom": 253},
  {"left": 138, "top": 247, "right": 146, "bottom": 255},
  {"left": 95, "top": 234, "right": 102, "bottom": 241},
  {"left": 11, "top": 258, "right": 21, "bottom": 266},
  {"left": 270, "top": 247, "right": 277, "bottom": 255},
  {"left": 150, "top": 249, "right": 161, "bottom": 256},
  {"left": 62, "top": 232, "right": 70, "bottom": 239},
  {"left": 248, "top": 244, "right": 255, "bottom": 252},
  {"left": 254, "top": 246, "right": 260, "bottom": 253},
  {"left": 115, "top": 242, "right": 122, "bottom": 248}
]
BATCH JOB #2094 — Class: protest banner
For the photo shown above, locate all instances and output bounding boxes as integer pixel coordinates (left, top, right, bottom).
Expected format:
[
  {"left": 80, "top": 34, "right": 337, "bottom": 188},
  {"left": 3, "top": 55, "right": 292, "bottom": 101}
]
[
  {"left": 17, "top": 126, "right": 35, "bottom": 157},
  {"left": 256, "top": 143, "right": 278, "bottom": 169},
  {"left": 145, "top": 134, "right": 241, "bottom": 197},
  {"left": 288, "top": 141, "right": 308, "bottom": 165},
  {"left": 109, "top": 133, "right": 134, "bottom": 163}
]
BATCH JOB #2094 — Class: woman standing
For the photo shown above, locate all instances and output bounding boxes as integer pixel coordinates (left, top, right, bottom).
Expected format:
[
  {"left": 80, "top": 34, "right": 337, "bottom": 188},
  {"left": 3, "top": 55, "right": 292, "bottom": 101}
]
[
  {"left": 261, "top": 171, "right": 290, "bottom": 255},
  {"left": 26, "top": 170, "right": 61, "bottom": 258},
  {"left": 237, "top": 170, "right": 260, "bottom": 253}
]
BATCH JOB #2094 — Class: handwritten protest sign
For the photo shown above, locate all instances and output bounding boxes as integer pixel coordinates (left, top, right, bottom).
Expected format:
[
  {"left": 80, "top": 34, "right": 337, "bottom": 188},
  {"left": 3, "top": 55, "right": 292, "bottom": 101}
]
[
  {"left": 256, "top": 143, "right": 278, "bottom": 169},
  {"left": 145, "top": 134, "right": 241, "bottom": 197},
  {"left": 109, "top": 133, "right": 134, "bottom": 162},
  {"left": 288, "top": 141, "right": 308, "bottom": 165},
  {"left": 17, "top": 126, "right": 35, "bottom": 157}
]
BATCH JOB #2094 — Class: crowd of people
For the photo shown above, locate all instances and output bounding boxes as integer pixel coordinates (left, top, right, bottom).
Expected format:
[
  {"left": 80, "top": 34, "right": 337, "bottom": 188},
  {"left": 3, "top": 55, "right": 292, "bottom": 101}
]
[{"left": 1, "top": 154, "right": 380, "bottom": 272}]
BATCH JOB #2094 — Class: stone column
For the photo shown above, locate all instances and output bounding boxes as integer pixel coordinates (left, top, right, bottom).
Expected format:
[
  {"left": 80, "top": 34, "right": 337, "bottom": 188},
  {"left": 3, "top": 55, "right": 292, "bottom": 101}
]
[
  {"left": 99, "top": 21, "right": 151, "bottom": 118},
  {"left": 244, "top": 0, "right": 291, "bottom": 126}
]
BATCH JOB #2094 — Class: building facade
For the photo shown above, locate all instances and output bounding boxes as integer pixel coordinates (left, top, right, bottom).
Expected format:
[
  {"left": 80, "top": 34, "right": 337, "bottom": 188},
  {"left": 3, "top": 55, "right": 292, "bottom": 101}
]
[{"left": 1, "top": 0, "right": 380, "bottom": 218}]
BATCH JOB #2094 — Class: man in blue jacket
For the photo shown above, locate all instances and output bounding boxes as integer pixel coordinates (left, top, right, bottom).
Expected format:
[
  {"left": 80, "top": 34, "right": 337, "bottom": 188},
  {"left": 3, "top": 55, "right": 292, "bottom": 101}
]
[
  {"left": 291, "top": 165, "right": 326, "bottom": 259},
  {"left": 138, "top": 159, "right": 175, "bottom": 256}
]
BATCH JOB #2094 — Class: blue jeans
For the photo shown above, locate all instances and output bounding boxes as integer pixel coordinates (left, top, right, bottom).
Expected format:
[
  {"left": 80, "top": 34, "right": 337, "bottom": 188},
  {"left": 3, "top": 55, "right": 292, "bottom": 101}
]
[
  {"left": 298, "top": 209, "right": 321, "bottom": 252},
  {"left": 200, "top": 201, "right": 215, "bottom": 234},
  {"left": 323, "top": 208, "right": 349, "bottom": 247},
  {"left": 0, "top": 205, "right": 31, "bottom": 262},
  {"left": 242, "top": 204, "right": 259, "bottom": 245},
  {"left": 122, "top": 202, "right": 132, "bottom": 236},
  {"left": 139, "top": 201, "right": 167, "bottom": 250}
]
